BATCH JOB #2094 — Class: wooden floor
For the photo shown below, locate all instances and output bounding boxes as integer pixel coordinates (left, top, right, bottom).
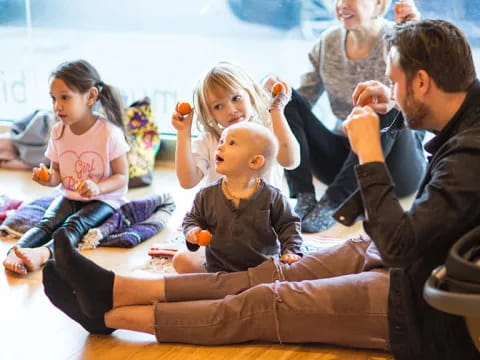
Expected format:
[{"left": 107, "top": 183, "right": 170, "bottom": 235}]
[{"left": 0, "top": 164, "right": 393, "bottom": 360}]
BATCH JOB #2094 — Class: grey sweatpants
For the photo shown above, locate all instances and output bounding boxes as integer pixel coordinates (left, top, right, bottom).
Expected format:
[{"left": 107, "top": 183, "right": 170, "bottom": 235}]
[{"left": 154, "top": 236, "right": 390, "bottom": 350}]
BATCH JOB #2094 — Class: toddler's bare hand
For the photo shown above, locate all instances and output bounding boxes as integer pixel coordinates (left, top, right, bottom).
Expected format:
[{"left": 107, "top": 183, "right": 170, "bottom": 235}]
[
  {"left": 185, "top": 227, "right": 201, "bottom": 245},
  {"left": 280, "top": 253, "right": 301, "bottom": 264}
]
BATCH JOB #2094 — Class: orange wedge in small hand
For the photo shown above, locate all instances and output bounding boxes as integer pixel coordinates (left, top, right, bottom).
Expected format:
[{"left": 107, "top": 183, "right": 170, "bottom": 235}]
[
  {"left": 37, "top": 167, "right": 50, "bottom": 181},
  {"left": 361, "top": 97, "right": 373, "bottom": 106},
  {"left": 76, "top": 181, "right": 85, "bottom": 192},
  {"left": 198, "top": 230, "right": 212, "bottom": 246},
  {"left": 272, "top": 82, "right": 284, "bottom": 96},
  {"left": 176, "top": 102, "right": 192, "bottom": 116}
]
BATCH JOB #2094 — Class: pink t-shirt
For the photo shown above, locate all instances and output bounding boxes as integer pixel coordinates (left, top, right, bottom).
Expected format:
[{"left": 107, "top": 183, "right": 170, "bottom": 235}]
[{"left": 45, "top": 117, "right": 130, "bottom": 209}]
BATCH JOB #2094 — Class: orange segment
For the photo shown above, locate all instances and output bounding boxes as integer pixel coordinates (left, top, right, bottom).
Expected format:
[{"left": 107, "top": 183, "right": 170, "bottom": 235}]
[
  {"left": 362, "top": 97, "right": 373, "bottom": 106},
  {"left": 76, "top": 181, "right": 85, "bottom": 192},
  {"left": 37, "top": 167, "right": 50, "bottom": 181}
]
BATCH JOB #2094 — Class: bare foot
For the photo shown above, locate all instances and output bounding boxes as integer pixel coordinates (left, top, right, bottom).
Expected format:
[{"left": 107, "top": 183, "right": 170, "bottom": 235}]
[
  {"left": 13, "top": 246, "right": 50, "bottom": 273},
  {"left": 3, "top": 246, "right": 28, "bottom": 275}
]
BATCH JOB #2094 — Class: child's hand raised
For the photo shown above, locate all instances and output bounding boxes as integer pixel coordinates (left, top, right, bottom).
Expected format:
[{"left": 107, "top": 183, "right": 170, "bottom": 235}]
[
  {"left": 185, "top": 226, "right": 202, "bottom": 245},
  {"left": 280, "top": 253, "right": 301, "bottom": 264},
  {"left": 271, "top": 80, "right": 292, "bottom": 98},
  {"left": 261, "top": 75, "right": 280, "bottom": 92},
  {"left": 32, "top": 163, "right": 52, "bottom": 185},
  {"left": 394, "top": 0, "right": 420, "bottom": 23},
  {"left": 172, "top": 102, "right": 194, "bottom": 133},
  {"left": 76, "top": 179, "right": 101, "bottom": 198},
  {"left": 269, "top": 80, "right": 292, "bottom": 112}
]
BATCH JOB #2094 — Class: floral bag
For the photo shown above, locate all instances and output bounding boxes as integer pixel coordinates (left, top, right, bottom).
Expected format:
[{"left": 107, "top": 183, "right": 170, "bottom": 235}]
[{"left": 125, "top": 98, "right": 160, "bottom": 188}]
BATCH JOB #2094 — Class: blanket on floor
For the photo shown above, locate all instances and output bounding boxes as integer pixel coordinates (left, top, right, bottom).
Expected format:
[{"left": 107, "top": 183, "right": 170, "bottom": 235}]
[
  {"left": 0, "top": 193, "right": 176, "bottom": 248},
  {"left": 0, "top": 195, "right": 23, "bottom": 225}
]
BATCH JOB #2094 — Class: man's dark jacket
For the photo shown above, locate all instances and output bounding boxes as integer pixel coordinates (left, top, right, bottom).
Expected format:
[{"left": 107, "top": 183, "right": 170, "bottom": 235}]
[{"left": 336, "top": 80, "right": 480, "bottom": 360}]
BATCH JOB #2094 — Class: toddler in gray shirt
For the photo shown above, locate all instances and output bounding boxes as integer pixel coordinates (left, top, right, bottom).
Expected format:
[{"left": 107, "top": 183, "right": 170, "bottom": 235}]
[{"left": 175, "top": 122, "right": 303, "bottom": 273}]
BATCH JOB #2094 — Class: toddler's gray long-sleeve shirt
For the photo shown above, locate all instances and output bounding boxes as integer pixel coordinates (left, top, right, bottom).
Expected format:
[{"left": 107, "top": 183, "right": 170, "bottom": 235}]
[{"left": 183, "top": 179, "right": 303, "bottom": 272}]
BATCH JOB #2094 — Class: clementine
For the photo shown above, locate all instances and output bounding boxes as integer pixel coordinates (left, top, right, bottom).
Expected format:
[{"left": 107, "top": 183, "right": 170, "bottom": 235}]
[
  {"left": 272, "top": 82, "right": 284, "bottom": 96},
  {"left": 176, "top": 102, "right": 192, "bottom": 116},
  {"left": 198, "top": 230, "right": 212, "bottom": 246},
  {"left": 394, "top": 2, "right": 405, "bottom": 19}
]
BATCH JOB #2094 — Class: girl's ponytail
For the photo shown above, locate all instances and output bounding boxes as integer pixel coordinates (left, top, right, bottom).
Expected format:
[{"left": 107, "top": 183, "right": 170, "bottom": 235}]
[{"left": 96, "top": 82, "right": 126, "bottom": 136}]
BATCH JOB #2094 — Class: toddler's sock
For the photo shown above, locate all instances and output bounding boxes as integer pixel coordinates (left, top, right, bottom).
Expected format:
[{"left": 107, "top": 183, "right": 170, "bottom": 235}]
[
  {"left": 53, "top": 227, "right": 114, "bottom": 319},
  {"left": 42, "top": 259, "right": 115, "bottom": 335}
]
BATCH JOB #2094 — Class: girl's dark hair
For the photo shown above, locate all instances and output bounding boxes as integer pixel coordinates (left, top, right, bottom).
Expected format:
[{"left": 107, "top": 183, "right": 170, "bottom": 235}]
[
  {"left": 385, "top": 19, "right": 476, "bottom": 92},
  {"left": 50, "top": 59, "right": 126, "bottom": 134}
]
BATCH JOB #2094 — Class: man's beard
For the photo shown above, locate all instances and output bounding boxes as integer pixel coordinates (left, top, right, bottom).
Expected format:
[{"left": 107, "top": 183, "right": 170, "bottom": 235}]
[{"left": 402, "top": 86, "right": 430, "bottom": 130}]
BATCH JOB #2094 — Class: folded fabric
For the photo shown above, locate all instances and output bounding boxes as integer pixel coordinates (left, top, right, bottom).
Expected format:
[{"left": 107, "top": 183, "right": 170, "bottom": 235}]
[
  {"left": 80, "top": 193, "right": 176, "bottom": 248},
  {"left": 0, "top": 195, "right": 24, "bottom": 225},
  {"left": 0, "top": 159, "right": 32, "bottom": 170},
  {"left": 0, "top": 193, "right": 175, "bottom": 248},
  {"left": 0, "top": 195, "right": 55, "bottom": 237}
]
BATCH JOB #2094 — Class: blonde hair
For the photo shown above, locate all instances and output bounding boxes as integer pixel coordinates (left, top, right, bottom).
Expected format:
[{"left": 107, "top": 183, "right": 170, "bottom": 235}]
[
  {"left": 225, "top": 121, "right": 279, "bottom": 176},
  {"left": 194, "top": 61, "right": 271, "bottom": 140}
]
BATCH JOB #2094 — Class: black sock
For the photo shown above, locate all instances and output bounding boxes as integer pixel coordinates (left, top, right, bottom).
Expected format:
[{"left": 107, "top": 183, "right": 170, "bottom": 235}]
[
  {"left": 53, "top": 227, "right": 114, "bottom": 319},
  {"left": 42, "top": 259, "right": 115, "bottom": 335}
]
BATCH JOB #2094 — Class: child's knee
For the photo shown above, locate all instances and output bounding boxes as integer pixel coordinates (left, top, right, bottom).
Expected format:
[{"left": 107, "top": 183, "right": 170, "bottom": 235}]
[
  {"left": 172, "top": 251, "right": 188, "bottom": 273},
  {"left": 172, "top": 250, "right": 205, "bottom": 274}
]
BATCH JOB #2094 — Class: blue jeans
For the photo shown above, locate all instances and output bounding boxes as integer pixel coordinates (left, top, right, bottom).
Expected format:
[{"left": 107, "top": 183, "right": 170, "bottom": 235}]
[
  {"left": 284, "top": 90, "right": 427, "bottom": 206},
  {"left": 16, "top": 196, "right": 114, "bottom": 256}
]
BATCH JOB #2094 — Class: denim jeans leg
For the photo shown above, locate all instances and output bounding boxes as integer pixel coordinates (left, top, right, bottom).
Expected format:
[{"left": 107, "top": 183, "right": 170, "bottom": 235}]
[
  {"left": 384, "top": 129, "right": 426, "bottom": 197},
  {"left": 325, "top": 110, "right": 426, "bottom": 205}
]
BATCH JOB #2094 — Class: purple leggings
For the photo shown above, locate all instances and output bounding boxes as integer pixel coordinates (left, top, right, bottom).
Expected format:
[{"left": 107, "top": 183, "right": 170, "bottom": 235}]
[{"left": 155, "top": 236, "right": 390, "bottom": 350}]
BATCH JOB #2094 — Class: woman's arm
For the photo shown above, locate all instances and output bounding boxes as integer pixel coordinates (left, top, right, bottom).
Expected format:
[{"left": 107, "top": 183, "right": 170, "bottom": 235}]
[{"left": 296, "top": 39, "right": 326, "bottom": 106}]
